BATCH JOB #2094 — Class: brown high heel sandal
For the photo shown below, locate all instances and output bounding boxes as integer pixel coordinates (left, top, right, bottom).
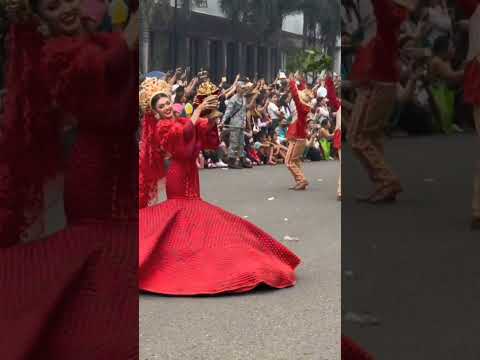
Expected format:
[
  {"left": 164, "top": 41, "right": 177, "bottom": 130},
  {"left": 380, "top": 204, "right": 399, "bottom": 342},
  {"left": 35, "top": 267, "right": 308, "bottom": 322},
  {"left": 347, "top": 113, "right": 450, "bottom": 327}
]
[{"left": 294, "top": 181, "right": 309, "bottom": 191}]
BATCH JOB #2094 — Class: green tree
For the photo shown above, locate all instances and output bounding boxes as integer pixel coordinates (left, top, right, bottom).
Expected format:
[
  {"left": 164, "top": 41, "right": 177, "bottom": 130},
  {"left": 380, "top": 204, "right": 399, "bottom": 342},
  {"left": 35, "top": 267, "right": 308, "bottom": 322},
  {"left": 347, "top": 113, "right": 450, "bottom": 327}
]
[{"left": 286, "top": 48, "right": 333, "bottom": 80}]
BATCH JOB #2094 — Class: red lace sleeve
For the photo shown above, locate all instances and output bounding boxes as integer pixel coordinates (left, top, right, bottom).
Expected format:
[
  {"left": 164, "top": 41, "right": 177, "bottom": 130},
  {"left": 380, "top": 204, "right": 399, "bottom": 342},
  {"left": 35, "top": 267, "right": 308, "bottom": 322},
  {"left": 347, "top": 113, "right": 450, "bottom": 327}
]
[
  {"left": 0, "top": 24, "right": 63, "bottom": 246},
  {"left": 196, "top": 119, "right": 220, "bottom": 150},
  {"left": 41, "top": 33, "right": 130, "bottom": 118}
]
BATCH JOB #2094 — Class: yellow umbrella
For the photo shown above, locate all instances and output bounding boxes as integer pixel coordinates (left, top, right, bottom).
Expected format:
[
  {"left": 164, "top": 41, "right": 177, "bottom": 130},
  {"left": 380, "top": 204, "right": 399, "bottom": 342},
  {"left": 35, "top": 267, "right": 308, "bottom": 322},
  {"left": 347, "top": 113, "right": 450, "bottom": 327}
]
[
  {"left": 184, "top": 103, "right": 194, "bottom": 117},
  {"left": 110, "top": 0, "right": 128, "bottom": 26}
]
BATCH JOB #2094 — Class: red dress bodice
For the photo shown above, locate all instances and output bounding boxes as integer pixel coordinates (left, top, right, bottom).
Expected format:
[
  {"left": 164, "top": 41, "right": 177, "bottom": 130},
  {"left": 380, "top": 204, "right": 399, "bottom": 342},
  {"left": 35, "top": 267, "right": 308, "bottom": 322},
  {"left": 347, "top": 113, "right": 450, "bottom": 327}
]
[
  {"left": 42, "top": 32, "right": 138, "bottom": 224},
  {"left": 155, "top": 117, "right": 219, "bottom": 200}
]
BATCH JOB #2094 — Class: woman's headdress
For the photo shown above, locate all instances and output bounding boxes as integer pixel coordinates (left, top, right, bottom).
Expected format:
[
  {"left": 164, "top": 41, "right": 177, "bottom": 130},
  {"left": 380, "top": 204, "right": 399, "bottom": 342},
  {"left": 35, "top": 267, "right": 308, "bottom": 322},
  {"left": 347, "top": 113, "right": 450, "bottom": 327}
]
[{"left": 139, "top": 77, "right": 171, "bottom": 113}]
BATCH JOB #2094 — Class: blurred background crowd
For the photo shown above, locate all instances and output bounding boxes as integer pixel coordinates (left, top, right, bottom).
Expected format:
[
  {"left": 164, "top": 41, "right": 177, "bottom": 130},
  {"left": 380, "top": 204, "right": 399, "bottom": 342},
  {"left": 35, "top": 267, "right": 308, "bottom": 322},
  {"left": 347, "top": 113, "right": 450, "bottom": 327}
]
[{"left": 341, "top": 0, "right": 476, "bottom": 136}]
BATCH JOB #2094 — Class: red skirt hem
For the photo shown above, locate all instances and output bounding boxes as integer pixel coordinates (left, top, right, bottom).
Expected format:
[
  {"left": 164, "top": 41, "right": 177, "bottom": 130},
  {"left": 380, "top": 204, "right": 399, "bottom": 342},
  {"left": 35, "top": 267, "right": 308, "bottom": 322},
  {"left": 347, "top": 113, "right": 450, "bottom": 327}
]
[{"left": 139, "top": 199, "right": 300, "bottom": 296}]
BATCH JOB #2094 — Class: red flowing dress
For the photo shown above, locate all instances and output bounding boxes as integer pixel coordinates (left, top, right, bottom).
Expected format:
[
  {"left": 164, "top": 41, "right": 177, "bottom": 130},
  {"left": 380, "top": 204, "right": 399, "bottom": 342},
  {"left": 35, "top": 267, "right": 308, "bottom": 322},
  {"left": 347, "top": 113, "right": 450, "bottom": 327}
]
[
  {"left": 0, "top": 27, "right": 138, "bottom": 359},
  {"left": 139, "top": 117, "right": 300, "bottom": 295}
]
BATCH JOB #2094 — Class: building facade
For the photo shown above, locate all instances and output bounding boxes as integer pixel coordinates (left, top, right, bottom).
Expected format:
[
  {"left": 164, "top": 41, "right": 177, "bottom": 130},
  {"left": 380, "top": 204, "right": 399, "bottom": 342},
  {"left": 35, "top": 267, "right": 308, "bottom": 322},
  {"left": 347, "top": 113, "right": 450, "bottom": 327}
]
[{"left": 145, "top": 0, "right": 340, "bottom": 82}]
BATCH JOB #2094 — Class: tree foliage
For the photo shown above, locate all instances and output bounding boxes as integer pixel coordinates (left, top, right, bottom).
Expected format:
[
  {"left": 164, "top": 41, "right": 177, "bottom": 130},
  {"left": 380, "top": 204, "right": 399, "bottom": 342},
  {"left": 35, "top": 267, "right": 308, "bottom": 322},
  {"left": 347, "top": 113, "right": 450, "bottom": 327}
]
[{"left": 286, "top": 48, "right": 333, "bottom": 74}]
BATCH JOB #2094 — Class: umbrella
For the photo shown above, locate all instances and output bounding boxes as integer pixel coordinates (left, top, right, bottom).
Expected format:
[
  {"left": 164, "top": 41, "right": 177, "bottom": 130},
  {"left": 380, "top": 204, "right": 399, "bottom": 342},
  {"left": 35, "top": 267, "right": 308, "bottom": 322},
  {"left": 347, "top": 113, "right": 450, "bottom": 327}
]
[{"left": 145, "top": 71, "right": 166, "bottom": 80}]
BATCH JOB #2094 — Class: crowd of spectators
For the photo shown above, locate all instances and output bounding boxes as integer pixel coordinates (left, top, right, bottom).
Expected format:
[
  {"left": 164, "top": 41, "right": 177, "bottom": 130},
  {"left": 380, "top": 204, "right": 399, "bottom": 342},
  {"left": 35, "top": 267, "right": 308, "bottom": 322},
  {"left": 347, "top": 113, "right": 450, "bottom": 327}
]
[
  {"left": 140, "top": 69, "right": 342, "bottom": 169},
  {"left": 341, "top": 0, "right": 476, "bottom": 135}
]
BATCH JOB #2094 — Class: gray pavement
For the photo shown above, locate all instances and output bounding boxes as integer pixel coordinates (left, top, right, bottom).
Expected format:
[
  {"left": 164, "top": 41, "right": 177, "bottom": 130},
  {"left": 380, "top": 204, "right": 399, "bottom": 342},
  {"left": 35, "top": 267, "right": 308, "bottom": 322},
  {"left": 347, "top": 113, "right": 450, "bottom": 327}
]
[
  {"left": 140, "top": 161, "right": 341, "bottom": 360},
  {"left": 342, "top": 134, "right": 480, "bottom": 359}
]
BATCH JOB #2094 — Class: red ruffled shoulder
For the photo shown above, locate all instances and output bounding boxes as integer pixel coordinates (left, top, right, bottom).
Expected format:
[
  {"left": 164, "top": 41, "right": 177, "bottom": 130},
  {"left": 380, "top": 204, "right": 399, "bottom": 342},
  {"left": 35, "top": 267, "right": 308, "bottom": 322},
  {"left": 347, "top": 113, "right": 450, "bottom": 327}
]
[{"left": 155, "top": 120, "right": 185, "bottom": 155}]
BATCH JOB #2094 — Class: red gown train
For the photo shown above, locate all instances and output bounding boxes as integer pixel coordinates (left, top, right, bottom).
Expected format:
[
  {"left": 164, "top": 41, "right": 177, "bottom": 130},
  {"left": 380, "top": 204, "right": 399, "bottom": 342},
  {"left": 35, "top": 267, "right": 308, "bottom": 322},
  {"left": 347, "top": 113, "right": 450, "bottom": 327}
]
[{"left": 139, "top": 117, "right": 301, "bottom": 295}]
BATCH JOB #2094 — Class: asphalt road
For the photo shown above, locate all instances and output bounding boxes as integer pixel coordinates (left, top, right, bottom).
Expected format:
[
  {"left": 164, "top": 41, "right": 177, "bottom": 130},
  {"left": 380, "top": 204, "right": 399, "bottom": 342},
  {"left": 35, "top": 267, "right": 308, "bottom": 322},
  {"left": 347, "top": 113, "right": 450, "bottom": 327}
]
[
  {"left": 342, "top": 134, "right": 480, "bottom": 359},
  {"left": 140, "top": 161, "right": 341, "bottom": 360}
]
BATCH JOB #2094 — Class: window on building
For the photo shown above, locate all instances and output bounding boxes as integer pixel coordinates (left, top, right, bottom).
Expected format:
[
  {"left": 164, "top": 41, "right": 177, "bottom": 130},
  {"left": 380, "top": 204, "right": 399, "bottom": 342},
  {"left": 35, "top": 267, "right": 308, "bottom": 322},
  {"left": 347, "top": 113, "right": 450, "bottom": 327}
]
[{"left": 195, "top": 0, "right": 208, "bottom": 7}]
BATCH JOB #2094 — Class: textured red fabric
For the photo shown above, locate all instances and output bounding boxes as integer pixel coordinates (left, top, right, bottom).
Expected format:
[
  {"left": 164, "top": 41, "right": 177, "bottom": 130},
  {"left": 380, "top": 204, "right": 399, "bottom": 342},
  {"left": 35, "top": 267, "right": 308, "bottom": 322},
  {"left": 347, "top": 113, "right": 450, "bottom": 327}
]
[
  {"left": 0, "top": 24, "right": 63, "bottom": 246},
  {"left": 350, "top": 0, "right": 408, "bottom": 84},
  {"left": 0, "top": 31, "right": 138, "bottom": 358},
  {"left": 139, "top": 112, "right": 166, "bottom": 209},
  {"left": 325, "top": 76, "right": 341, "bottom": 112},
  {"left": 287, "top": 80, "right": 310, "bottom": 140},
  {"left": 139, "top": 117, "right": 300, "bottom": 295},
  {"left": 342, "top": 336, "right": 375, "bottom": 360},
  {"left": 464, "top": 59, "right": 480, "bottom": 106},
  {"left": 334, "top": 129, "right": 342, "bottom": 150}
]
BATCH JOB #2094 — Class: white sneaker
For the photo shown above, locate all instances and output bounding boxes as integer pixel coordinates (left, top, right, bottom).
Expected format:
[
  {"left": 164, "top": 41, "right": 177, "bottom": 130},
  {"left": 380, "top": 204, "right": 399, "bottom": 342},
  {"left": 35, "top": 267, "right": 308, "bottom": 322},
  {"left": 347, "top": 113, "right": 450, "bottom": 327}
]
[
  {"left": 452, "top": 124, "right": 464, "bottom": 133},
  {"left": 215, "top": 160, "right": 228, "bottom": 168}
]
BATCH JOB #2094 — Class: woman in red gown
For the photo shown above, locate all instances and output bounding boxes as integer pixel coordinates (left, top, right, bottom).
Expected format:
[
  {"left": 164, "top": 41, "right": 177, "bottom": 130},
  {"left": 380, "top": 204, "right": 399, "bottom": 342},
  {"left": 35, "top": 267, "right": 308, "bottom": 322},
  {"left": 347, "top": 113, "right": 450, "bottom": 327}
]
[
  {"left": 138, "top": 81, "right": 301, "bottom": 296},
  {"left": 0, "top": 0, "right": 138, "bottom": 358}
]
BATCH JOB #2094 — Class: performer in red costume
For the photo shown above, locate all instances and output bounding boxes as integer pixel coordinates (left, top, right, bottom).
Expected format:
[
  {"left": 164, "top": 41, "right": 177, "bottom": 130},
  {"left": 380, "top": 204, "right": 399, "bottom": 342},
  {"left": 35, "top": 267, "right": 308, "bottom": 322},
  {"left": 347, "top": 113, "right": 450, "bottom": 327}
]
[
  {"left": 285, "top": 72, "right": 314, "bottom": 191},
  {"left": 325, "top": 74, "right": 342, "bottom": 200},
  {"left": 455, "top": 0, "right": 480, "bottom": 229},
  {"left": 349, "top": 0, "right": 414, "bottom": 203},
  {"left": 138, "top": 79, "right": 300, "bottom": 296},
  {"left": 0, "top": 0, "right": 139, "bottom": 358}
]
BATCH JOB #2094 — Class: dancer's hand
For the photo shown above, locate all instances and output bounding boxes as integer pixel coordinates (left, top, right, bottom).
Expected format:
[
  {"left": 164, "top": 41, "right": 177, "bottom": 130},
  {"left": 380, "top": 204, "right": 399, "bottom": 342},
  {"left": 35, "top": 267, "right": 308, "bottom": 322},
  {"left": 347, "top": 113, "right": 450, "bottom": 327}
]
[{"left": 200, "top": 95, "right": 220, "bottom": 111}]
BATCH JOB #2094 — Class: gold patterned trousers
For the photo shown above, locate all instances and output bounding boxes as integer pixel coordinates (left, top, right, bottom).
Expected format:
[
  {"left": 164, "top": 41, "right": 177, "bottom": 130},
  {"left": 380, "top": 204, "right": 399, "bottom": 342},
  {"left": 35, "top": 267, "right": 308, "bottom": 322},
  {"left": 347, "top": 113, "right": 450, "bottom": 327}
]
[
  {"left": 349, "top": 83, "right": 400, "bottom": 191},
  {"left": 285, "top": 139, "right": 307, "bottom": 184}
]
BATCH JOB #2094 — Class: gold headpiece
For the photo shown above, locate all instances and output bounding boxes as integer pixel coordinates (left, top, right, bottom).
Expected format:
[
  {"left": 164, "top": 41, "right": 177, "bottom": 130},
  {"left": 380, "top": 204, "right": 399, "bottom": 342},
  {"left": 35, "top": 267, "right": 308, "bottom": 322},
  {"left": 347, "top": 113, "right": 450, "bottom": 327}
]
[
  {"left": 139, "top": 77, "right": 172, "bottom": 113},
  {"left": 193, "top": 81, "right": 221, "bottom": 109},
  {"left": 196, "top": 81, "right": 220, "bottom": 97}
]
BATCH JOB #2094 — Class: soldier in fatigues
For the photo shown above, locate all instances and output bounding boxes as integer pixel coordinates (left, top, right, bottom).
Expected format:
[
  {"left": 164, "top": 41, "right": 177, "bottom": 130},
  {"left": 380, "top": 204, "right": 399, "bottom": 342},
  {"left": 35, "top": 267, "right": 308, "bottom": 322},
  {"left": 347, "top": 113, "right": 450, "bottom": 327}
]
[{"left": 222, "top": 79, "right": 252, "bottom": 169}]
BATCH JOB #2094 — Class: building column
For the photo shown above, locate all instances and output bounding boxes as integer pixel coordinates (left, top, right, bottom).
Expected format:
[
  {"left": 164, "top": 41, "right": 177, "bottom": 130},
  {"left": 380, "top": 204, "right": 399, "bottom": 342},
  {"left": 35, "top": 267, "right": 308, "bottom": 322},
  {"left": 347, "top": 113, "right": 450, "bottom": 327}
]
[
  {"left": 177, "top": 35, "right": 188, "bottom": 67},
  {"left": 201, "top": 39, "right": 211, "bottom": 71},
  {"left": 220, "top": 40, "right": 227, "bottom": 79},
  {"left": 266, "top": 47, "right": 272, "bottom": 82},
  {"left": 253, "top": 46, "right": 258, "bottom": 78},
  {"left": 237, "top": 42, "right": 245, "bottom": 75}
]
